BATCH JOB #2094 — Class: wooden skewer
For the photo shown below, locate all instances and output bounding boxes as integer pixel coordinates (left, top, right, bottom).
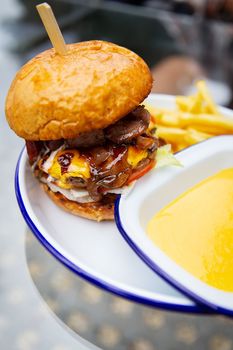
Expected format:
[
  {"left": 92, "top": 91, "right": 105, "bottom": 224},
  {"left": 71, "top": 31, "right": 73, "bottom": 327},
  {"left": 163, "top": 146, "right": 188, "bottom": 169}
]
[{"left": 36, "top": 2, "right": 67, "bottom": 55}]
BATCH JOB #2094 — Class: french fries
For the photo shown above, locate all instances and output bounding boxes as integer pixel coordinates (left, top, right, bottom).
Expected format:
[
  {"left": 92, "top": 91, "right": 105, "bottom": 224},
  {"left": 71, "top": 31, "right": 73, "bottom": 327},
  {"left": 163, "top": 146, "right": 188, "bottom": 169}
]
[
  {"left": 146, "top": 80, "right": 232, "bottom": 152},
  {"left": 156, "top": 126, "right": 187, "bottom": 143},
  {"left": 196, "top": 80, "right": 219, "bottom": 115},
  {"left": 179, "top": 113, "right": 233, "bottom": 134}
]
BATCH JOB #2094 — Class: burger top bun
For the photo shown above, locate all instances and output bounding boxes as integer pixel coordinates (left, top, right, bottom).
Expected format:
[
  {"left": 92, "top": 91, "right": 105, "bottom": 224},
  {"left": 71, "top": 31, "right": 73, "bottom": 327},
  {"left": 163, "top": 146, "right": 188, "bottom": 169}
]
[{"left": 6, "top": 40, "right": 152, "bottom": 140}]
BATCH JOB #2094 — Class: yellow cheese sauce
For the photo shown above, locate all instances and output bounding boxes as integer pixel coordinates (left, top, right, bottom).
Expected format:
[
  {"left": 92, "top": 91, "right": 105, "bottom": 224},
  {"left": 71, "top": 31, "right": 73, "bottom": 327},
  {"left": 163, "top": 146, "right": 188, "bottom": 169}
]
[{"left": 147, "top": 168, "right": 233, "bottom": 291}]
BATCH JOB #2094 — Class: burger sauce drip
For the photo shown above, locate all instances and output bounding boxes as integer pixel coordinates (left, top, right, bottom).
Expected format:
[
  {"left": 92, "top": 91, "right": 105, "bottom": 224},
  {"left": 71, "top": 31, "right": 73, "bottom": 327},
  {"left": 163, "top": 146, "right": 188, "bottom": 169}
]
[
  {"left": 57, "top": 152, "right": 74, "bottom": 175},
  {"left": 83, "top": 145, "right": 130, "bottom": 200},
  {"left": 86, "top": 145, "right": 127, "bottom": 177}
]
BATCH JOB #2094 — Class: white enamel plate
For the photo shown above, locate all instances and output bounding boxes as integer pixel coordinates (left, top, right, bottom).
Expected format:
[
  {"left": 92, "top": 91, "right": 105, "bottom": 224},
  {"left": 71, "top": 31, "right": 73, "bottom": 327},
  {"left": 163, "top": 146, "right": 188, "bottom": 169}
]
[{"left": 15, "top": 94, "right": 209, "bottom": 313}]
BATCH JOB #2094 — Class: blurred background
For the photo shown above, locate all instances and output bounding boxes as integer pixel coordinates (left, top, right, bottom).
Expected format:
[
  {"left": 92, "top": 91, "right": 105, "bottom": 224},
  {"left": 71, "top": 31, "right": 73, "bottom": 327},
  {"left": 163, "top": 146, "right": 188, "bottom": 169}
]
[
  {"left": 1, "top": 1, "right": 233, "bottom": 349},
  {"left": 3, "top": 0, "right": 233, "bottom": 106}
]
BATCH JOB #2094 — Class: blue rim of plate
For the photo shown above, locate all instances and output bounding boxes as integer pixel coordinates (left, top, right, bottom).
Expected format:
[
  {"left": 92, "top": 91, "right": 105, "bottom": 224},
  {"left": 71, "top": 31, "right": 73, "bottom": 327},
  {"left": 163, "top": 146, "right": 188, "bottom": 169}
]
[
  {"left": 15, "top": 147, "right": 210, "bottom": 314},
  {"left": 114, "top": 137, "right": 233, "bottom": 317}
]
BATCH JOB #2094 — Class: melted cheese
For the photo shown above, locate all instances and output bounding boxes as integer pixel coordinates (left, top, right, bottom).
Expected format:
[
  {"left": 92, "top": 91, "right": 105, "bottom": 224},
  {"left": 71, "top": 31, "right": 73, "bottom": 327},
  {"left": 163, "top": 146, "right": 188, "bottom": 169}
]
[
  {"left": 147, "top": 168, "right": 233, "bottom": 292},
  {"left": 47, "top": 150, "right": 90, "bottom": 189},
  {"left": 127, "top": 146, "right": 148, "bottom": 168},
  {"left": 39, "top": 146, "right": 148, "bottom": 190}
]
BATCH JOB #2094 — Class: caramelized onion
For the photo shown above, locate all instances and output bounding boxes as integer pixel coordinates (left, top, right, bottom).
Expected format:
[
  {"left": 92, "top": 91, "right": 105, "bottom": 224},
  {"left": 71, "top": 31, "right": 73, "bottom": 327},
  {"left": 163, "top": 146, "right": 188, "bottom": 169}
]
[
  {"left": 86, "top": 145, "right": 131, "bottom": 199},
  {"left": 67, "top": 177, "right": 87, "bottom": 188},
  {"left": 136, "top": 135, "right": 155, "bottom": 150},
  {"left": 88, "top": 146, "right": 111, "bottom": 166}
]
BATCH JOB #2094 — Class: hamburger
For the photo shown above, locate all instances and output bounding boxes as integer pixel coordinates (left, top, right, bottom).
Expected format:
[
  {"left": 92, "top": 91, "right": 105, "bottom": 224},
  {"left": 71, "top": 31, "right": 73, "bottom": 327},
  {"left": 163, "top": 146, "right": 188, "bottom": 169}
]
[{"left": 6, "top": 40, "right": 165, "bottom": 221}]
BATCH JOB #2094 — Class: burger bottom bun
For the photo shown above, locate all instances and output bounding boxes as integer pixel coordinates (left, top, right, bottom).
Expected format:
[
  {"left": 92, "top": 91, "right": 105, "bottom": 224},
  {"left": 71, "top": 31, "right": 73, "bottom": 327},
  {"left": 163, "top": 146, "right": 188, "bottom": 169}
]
[{"left": 43, "top": 185, "right": 114, "bottom": 221}]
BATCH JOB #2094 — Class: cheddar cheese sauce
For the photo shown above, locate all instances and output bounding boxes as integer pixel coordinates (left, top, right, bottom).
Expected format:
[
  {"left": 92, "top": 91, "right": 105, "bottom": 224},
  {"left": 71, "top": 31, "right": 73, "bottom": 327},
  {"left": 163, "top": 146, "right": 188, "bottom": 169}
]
[{"left": 147, "top": 168, "right": 233, "bottom": 292}]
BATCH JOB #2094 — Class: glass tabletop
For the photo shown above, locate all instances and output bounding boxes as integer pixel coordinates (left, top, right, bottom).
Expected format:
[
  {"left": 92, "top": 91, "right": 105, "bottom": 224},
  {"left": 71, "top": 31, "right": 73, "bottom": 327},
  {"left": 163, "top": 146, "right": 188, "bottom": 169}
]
[
  {"left": 24, "top": 228, "right": 233, "bottom": 350},
  {"left": 1, "top": 0, "right": 233, "bottom": 348}
]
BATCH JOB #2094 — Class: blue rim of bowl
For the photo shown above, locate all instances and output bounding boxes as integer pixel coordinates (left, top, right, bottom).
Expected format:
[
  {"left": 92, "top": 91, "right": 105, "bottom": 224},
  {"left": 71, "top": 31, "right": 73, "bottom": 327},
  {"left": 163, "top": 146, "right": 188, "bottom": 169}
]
[
  {"left": 114, "top": 137, "right": 233, "bottom": 317},
  {"left": 14, "top": 147, "right": 208, "bottom": 314}
]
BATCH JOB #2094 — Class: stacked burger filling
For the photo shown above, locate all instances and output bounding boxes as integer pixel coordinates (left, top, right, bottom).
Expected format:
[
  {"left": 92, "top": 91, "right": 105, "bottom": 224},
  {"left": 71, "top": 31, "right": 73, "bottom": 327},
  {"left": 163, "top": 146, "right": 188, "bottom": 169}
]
[{"left": 26, "top": 106, "right": 164, "bottom": 206}]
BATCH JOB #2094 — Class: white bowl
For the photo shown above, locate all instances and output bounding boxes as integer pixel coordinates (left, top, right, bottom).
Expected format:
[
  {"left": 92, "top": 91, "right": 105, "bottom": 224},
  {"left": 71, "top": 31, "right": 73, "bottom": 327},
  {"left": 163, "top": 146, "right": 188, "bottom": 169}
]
[{"left": 115, "top": 131, "right": 233, "bottom": 316}]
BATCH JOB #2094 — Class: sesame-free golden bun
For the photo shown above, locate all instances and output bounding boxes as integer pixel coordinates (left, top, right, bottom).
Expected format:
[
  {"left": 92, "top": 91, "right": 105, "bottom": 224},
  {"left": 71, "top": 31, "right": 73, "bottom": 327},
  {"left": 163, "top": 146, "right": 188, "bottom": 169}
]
[{"left": 6, "top": 40, "right": 152, "bottom": 140}]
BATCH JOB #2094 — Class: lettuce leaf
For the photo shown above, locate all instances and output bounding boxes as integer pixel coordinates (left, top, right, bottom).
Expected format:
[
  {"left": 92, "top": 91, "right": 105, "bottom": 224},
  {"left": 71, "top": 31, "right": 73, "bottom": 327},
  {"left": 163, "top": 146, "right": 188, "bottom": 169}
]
[{"left": 156, "top": 144, "right": 183, "bottom": 168}]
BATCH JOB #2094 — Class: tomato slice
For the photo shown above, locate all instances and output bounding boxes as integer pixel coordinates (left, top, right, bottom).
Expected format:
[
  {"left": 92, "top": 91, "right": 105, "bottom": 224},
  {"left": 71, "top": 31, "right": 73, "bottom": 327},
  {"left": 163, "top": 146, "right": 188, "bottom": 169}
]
[{"left": 127, "top": 160, "right": 156, "bottom": 184}]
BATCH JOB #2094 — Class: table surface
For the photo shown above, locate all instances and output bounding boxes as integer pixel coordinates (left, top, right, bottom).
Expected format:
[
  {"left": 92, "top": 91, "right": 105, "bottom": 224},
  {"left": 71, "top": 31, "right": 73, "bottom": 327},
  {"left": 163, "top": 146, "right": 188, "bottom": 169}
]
[{"left": 1, "top": 1, "right": 233, "bottom": 349}]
